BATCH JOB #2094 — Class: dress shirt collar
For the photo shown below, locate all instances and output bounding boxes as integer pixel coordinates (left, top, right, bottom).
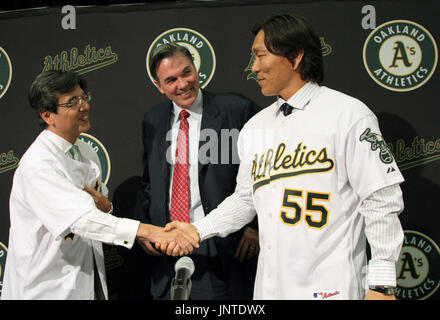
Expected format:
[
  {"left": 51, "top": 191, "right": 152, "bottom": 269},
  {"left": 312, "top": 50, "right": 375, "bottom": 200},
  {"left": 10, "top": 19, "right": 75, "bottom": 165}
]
[
  {"left": 43, "top": 129, "right": 78, "bottom": 154},
  {"left": 172, "top": 88, "right": 203, "bottom": 123},
  {"left": 274, "top": 81, "right": 321, "bottom": 116}
]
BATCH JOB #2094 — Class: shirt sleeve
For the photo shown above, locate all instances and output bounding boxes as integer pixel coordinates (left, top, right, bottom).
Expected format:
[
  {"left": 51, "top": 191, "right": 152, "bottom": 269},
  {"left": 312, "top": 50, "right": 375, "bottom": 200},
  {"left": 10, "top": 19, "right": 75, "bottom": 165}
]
[
  {"left": 193, "top": 186, "right": 256, "bottom": 241},
  {"left": 343, "top": 112, "right": 405, "bottom": 287},
  {"left": 69, "top": 209, "right": 140, "bottom": 249},
  {"left": 193, "top": 129, "right": 257, "bottom": 240},
  {"left": 22, "top": 162, "right": 139, "bottom": 245},
  {"left": 360, "top": 183, "right": 404, "bottom": 286}
]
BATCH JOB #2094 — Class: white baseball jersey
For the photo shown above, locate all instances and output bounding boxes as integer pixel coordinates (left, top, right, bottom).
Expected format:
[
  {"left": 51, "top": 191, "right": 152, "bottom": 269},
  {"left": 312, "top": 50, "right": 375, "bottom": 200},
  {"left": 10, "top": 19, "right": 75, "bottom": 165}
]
[{"left": 194, "top": 82, "right": 404, "bottom": 299}]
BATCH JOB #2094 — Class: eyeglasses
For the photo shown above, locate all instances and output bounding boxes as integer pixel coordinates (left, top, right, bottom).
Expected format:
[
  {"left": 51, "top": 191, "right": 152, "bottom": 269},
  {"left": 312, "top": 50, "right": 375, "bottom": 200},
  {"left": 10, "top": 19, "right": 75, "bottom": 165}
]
[{"left": 57, "top": 92, "right": 91, "bottom": 109}]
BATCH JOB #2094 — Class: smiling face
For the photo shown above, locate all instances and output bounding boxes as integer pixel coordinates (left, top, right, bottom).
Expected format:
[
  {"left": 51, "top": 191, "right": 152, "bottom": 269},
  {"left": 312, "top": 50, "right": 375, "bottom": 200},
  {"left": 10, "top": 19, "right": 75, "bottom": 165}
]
[
  {"left": 251, "top": 29, "right": 305, "bottom": 101},
  {"left": 40, "top": 84, "right": 91, "bottom": 144},
  {"left": 154, "top": 52, "right": 200, "bottom": 109}
]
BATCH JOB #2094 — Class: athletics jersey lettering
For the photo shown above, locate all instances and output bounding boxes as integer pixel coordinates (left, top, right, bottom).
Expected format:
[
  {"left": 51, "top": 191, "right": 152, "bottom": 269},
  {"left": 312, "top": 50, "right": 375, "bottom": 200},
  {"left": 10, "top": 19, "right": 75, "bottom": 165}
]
[{"left": 251, "top": 142, "right": 334, "bottom": 192}]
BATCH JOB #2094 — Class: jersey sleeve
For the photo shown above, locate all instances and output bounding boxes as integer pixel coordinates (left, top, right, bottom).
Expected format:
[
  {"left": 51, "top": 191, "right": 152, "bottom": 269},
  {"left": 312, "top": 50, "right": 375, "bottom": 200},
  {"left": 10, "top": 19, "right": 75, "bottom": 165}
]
[
  {"left": 193, "top": 126, "right": 257, "bottom": 240},
  {"left": 345, "top": 114, "right": 404, "bottom": 201}
]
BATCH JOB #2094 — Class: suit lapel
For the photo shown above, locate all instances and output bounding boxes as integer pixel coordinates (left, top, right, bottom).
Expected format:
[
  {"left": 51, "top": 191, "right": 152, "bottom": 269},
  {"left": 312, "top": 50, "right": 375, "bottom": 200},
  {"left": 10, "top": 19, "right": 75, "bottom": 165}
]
[
  {"left": 199, "top": 90, "right": 222, "bottom": 175},
  {"left": 158, "top": 102, "right": 172, "bottom": 211}
]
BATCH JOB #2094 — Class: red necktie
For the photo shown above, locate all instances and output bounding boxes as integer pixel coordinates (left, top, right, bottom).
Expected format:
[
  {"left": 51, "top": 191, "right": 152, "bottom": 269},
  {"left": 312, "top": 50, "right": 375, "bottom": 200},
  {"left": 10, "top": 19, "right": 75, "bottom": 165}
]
[{"left": 170, "top": 110, "right": 190, "bottom": 222}]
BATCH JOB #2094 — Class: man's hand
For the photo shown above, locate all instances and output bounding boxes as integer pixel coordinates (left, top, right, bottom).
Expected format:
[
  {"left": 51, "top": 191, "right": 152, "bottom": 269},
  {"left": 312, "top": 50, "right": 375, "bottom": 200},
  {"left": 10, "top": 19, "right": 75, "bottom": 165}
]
[
  {"left": 137, "top": 223, "right": 199, "bottom": 257},
  {"left": 137, "top": 239, "right": 162, "bottom": 256},
  {"left": 364, "top": 290, "right": 397, "bottom": 300},
  {"left": 160, "top": 221, "right": 200, "bottom": 255},
  {"left": 235, "top": 226, "right": 259, "bottom": 262},
  {"left": 84, "top": 185, "right": 112, "bottom": 213}
]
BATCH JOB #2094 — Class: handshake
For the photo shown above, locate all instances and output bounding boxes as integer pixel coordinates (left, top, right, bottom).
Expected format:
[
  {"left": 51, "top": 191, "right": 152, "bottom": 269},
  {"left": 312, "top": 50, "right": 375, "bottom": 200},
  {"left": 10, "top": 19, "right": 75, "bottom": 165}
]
[
  {"left": 83, "top": 184, "right": 201, "bottom": 256},
  {"left": 136, "top": 221, "right": 201, "bottom": 257}
]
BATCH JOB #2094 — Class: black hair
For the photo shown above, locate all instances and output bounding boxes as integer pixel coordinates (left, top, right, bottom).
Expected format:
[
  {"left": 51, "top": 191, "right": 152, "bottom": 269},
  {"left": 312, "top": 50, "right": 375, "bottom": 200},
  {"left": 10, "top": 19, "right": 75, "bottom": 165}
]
[
  {"left": 252, "top": 14, "right": 324, "bottom": 84},
  {"left": 28, "top": 70, "right": 87, "bottom": 128},
  {"left": 149, "top": 43, "right": 194, "bottom": 81}
]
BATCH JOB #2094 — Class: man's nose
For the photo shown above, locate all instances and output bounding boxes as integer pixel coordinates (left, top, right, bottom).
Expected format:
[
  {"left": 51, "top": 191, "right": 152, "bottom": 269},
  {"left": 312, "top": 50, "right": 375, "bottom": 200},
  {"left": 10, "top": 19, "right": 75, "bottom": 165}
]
[
  {"left": 79, "top": 98, "right": 90, "bottom": 111},
  {"left": 176, "top": 77, "right": 188, "bottom": 89},
  {"left": 251, "top": 58, "right": 260, "bottom": 74}
]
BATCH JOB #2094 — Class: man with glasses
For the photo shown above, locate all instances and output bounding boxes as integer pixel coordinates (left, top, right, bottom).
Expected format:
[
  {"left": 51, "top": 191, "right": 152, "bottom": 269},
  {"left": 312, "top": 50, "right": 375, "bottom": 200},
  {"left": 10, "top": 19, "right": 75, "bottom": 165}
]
[{"left": 2, "top": 70, "right": 198, "bottom": 300}]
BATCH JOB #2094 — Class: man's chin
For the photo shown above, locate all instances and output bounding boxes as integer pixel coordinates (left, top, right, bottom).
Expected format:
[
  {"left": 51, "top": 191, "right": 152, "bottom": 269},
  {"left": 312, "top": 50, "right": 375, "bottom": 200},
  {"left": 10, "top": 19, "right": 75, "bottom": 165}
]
[
  {"left": 79, "top": 124, "right": 91, "bottom": 134},
  {"left": 261, "top": 88, "right": 277, "bottom": 97},
  {"left": 176, "top": 96, "right": 197, "bottom": 109}
]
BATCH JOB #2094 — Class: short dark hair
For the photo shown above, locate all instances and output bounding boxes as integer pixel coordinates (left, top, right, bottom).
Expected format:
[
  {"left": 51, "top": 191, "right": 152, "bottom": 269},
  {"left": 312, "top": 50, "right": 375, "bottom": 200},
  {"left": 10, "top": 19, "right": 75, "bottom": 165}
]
[
  {"left": 252, "top": 14, "right": 324, "bottom": 84},
  {"left": 28, "top": 70, "right": 87, "bottom": 128},
  {"left": 149, "top": 43, "right": 194, "bottom": 81}
]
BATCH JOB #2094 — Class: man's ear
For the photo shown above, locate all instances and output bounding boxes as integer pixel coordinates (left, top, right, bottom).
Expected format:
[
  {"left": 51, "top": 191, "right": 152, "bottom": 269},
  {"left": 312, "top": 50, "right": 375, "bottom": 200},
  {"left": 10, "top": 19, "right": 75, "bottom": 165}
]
[
  {"left": 291, "top": 50, "right": 304, "bottom": 71},
  {"left": 154, "top": 80, "right": 165, "bottom": 95},
  {"left": 39, "top": 110, "right": 54, "bottom": 127}
]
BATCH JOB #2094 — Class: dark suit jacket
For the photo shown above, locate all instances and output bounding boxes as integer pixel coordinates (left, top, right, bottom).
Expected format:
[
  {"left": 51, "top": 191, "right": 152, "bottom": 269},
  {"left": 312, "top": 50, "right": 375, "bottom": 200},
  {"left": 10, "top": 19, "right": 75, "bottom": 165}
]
[{"left": 135, "top": 90, "right": 258, "bottom": 299}]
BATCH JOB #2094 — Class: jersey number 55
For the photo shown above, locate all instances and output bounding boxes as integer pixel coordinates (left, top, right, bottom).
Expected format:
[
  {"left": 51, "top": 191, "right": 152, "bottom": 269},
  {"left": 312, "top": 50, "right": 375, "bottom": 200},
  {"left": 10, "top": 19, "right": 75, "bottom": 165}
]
[{"left": 281, "top": 189, "right": 330, "bottom": 229}]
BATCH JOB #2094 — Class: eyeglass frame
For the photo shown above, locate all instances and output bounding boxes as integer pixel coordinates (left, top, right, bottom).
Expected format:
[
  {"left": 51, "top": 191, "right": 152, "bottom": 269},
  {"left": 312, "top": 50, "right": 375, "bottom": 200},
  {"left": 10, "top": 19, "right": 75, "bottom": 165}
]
[{"left": 57, "top": 92, "right": 92, "bottom": 109}]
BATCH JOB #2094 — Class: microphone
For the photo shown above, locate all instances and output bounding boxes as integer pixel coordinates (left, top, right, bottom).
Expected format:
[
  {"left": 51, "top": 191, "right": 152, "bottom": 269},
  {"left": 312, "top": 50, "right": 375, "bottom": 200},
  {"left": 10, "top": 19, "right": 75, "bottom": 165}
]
[{"left": 170, "top": 256, "right": 195, "bottom": 300}]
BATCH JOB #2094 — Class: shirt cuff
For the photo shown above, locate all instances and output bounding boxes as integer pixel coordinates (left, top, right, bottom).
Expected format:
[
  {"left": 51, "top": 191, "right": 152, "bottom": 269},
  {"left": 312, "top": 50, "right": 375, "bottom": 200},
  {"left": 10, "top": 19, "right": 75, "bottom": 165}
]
[
  {"left": 192, "top": 218, "right": 216, "bottom": 242},
  {"left": 114, "top": 218, "right": 140, "bottom": 249},
  {"left": 367, "top": 260, "right": 397, "bottom": 286}
]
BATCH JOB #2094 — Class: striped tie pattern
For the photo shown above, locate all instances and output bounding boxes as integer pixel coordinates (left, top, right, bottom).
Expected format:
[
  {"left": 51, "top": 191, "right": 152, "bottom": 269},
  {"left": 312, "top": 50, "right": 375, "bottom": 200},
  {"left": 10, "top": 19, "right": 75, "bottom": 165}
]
[
  {"left": 69, "top": 145, "right": 82, "bottom": 161},
  {"left": 170, "top": 110, "right": 190, "bottom": 223}
]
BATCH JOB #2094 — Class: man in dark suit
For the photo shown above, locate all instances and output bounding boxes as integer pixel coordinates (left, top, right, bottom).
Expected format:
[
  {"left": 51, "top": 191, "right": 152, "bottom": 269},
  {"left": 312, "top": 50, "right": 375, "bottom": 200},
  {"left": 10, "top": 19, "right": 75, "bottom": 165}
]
[{"left": 135, "top": 43, "right": 259, "bottom": 300}]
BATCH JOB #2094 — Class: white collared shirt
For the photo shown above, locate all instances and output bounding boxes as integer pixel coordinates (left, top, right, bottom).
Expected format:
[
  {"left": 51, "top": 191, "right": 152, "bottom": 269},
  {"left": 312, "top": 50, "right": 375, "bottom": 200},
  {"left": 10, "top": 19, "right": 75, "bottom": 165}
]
[
  {"left": 43, "top": 130, "right": 139, "bottom": 249},
  {"left": 275, "top": 80, "right": 322, "bottom": 116},
  {"left": 2, "top": 129, "right": 139, "bottom": 300}
]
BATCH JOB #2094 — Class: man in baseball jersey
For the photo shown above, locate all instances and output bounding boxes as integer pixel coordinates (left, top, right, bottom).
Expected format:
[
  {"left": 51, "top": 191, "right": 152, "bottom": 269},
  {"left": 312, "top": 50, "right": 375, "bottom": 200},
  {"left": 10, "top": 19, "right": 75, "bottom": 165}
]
[{"left": 163, "top": 14, "right": 405, "bottom": 300}]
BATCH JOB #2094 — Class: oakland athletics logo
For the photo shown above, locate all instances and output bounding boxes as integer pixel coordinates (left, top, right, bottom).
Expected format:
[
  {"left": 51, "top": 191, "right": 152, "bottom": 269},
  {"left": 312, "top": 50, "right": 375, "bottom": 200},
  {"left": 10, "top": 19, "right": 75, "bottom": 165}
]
[
  {"left": 0, "top": 47, "right": 12, "bottom": 99},
  {"left": 359, "top": 128, "right": 394, "bottom": 164},
  {"left": 78, "top": 133, "right": 111, "bottom": 184},
  {"left": 363, "top": 20, "right": 438, "bottom": 92},
  {"left": 396, "top": 230, "right": 440, "bottom": 300},
  {"left": 146, "top": 28, "right": 216, "bottom": 88}
]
